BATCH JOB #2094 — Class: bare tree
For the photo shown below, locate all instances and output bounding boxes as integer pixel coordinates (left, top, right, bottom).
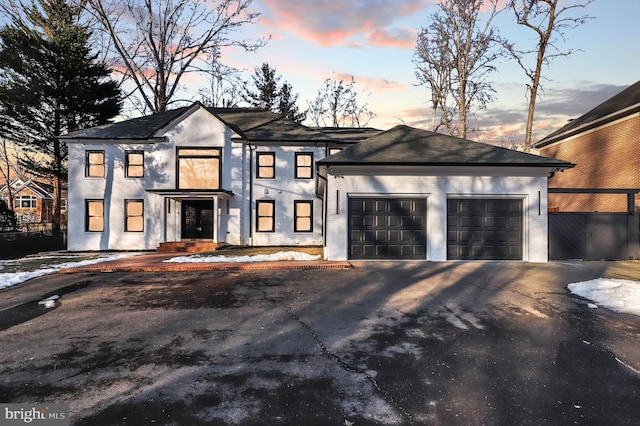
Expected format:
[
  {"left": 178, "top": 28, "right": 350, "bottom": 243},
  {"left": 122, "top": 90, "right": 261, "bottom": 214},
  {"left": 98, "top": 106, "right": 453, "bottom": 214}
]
[
  {"left": 306, "top": 76, "right": 375, "bottom": 128},
  {"left": 86, "top": 0, "right": 266, "bottom": 113},
  {"left": 198, "top": 47, "right": 244, "bottom": 108},
  {"left": 414, "top": 0, "right": 503, "bottom": 139},
  {"left": 507, "top": 0, "right": 595, "bottom": 152}
]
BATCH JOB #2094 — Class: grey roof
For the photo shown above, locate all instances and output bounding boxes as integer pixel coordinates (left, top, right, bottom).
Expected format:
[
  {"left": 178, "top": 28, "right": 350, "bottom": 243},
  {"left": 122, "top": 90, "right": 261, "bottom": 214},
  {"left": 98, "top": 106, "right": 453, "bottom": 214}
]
[
  {"left": 535, "top": 81, "right": 640, "bottom": 148},
  {"left": 318, "top": 125, "right": 574, "bottom": 168},
  {"left": 59, "top": 103, "right": 335, "bottom": 143},
  {"left": 59, "top": 107, "right": 190, "bottom": 139},
  {"left": 314, "top": 127, "right": 383, "bottom": 143}
]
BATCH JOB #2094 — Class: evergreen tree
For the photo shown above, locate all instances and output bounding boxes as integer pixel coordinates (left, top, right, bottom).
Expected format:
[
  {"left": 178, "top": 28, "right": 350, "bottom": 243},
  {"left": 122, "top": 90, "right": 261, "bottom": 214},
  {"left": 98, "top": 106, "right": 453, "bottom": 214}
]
[
  {"left": 0, "top": 0, "right": 121, "bottom": 235},
  {"left": 277, "top": 82, "right": 306, "bottom": 123},
  {"left": 243, "top": 63, "right": 306, "bottom": 123}
]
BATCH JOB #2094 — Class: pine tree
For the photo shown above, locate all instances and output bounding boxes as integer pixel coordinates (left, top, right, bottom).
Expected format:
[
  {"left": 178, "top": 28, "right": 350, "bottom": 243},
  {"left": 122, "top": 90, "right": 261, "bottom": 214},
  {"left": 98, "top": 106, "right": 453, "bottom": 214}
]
[
  {"left": 0, "top": 0, "right": 121, "bottom": 235},
  {"left": 243, "top": 63, "right": 306, "bottom": 123}
]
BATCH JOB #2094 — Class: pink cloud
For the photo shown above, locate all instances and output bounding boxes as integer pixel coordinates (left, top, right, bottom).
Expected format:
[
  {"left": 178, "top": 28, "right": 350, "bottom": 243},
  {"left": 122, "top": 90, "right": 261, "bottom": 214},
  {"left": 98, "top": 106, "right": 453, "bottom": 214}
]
[
  {"left": 333, "top": 73, "right": 404, "bottom": 92},
  {"left": 260, "top": 0, "right": 433, "bottom": 47}
]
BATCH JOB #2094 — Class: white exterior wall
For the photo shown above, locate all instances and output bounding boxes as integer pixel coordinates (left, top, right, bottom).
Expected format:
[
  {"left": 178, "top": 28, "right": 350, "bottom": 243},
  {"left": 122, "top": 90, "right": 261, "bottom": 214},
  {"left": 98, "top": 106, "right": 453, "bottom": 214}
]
[
  {"left": 323, "top": 166, "right": 551, "bottom": 262},
  {"left": 65, "top": 105, "right": 327, "bottom": 251},
  {"left": 251, "top": 145, "right": 325, "bottom": 246}
]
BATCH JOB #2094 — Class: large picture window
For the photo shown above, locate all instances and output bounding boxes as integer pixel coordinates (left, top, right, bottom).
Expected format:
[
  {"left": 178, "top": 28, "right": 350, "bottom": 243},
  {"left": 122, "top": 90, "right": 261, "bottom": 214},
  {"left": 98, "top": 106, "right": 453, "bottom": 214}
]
[
  {"left": 86, "top": 151, "right": 105, "bottom": 178},
  {"left": 295, "top": 152, "right": 313, "bottom": 179},
  {"left": 15, "top": 195, "right": 37, "bottom": 208},
  {"left": 125, "top": 199, "right": 144, "bottom": 232},
  {"left": 126, "top": 151, "right": 144, "bottom": 178},
  {"left": 294, "top": 200, "right": 313, "bottom": 232},
  {"left": 86, "top": 200, "right": 104, "bottom": 232},
  {"left": 177, "top": 148, "right": 221, "bottom": 189},
  {"left": 256, "top": 200, "right": 275, "bottom": 232},
  {"left": 256, "top": 152, "right": 275, "bottom": 179}
]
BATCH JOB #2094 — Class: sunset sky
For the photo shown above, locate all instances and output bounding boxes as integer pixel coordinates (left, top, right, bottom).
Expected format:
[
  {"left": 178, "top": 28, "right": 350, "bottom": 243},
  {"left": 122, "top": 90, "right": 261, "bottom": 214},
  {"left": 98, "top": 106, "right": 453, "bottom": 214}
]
[{"left": 220, "top": 0, "right": 640, "bottom": 146}]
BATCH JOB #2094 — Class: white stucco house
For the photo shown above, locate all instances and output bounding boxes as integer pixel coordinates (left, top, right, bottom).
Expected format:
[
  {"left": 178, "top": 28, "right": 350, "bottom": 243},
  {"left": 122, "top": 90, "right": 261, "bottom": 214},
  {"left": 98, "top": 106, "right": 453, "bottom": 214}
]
[{"left": 60, "top": 102, "right": 573, "bottom": 262}]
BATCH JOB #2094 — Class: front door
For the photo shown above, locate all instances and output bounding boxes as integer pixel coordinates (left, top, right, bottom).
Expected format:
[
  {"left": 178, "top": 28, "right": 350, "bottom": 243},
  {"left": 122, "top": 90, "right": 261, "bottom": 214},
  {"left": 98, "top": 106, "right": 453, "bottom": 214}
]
[{"left": 181, "top": 200, "right": 214, "bottom": 239}]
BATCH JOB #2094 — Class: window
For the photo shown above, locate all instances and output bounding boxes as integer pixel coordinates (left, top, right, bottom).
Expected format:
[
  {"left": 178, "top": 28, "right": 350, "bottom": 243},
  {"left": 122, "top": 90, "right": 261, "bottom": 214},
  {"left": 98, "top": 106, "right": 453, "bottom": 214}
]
[
  {"left": 86, "top": 151, "right": 105, "bottom": 177},
  {"left": 177, "top": 148, "right": 221, "bottom": 189},
  {"left": 86, "top": 200, "right": 104, "bottom": 232},
  {"left": 295, "top": 152, "right": 313, "bottom": 179},
  {"left": 126, "top": 151, "right": 144, "bottom": 178},
  {"left": 294, "top": 200, "right": 313, "bottom": 232},
  {"left": 256, "top": 200, "right": 275, "bottom": 232},
  {"left": 256, "top": 152, "right": 275, "bottom": 179},
  {"left": 125, "top": 199, "right": 144, "bottom": 232},
  {"left": 15, "top": 195, "right": 37, "bottom": 208},
  {"left": 329, "top": 147, "right": 343, "bottom": 156}
]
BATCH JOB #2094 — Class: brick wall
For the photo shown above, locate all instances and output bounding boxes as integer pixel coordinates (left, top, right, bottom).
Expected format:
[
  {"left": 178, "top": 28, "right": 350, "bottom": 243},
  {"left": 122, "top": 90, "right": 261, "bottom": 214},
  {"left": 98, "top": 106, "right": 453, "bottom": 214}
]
[{"left": 540, "top": 114, "right": 640, "bottom": 212}]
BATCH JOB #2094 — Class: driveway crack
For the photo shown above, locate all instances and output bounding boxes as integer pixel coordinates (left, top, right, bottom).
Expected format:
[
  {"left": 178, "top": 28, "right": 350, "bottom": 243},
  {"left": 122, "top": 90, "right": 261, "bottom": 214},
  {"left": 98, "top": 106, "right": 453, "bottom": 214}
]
[{"left": 261, "top": 290, "right": 414, "bottom": 424}]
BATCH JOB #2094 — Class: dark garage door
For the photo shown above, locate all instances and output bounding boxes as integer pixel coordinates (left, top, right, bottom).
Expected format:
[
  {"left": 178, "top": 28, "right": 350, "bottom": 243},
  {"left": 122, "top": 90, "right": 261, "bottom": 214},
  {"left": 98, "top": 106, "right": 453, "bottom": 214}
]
[
  {"left": 349, "top": 198, "right": 427, "bottom": 260},
  {"left": 447, "top": 199, "right": 522, "bottom": 260}
]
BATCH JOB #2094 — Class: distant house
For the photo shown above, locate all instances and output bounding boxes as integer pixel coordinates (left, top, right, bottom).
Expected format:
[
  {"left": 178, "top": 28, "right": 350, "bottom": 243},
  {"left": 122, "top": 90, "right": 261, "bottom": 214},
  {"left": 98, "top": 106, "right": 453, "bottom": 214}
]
[
  {"left": 0, "top": 178, "right": 65, "bottom": 226},
  {"left": 534, "top": 81, "right": 640, "bottom": 212},
  {"left": 60, "top": 102, "right": 572, "bottom": 262}
]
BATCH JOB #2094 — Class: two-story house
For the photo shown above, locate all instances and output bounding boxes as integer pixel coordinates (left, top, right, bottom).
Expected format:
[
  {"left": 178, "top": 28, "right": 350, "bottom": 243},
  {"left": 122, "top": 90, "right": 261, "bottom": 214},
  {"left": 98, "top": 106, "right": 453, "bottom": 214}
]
[{"left": 61, "top": 102, "right": 572, "bottom": 262}]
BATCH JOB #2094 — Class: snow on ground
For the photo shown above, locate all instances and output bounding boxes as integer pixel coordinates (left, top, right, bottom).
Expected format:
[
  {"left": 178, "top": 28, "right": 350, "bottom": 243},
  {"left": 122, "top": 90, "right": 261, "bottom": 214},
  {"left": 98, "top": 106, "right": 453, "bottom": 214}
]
[
  {"left": 568, "top": 278, "right": 640, "bottom": 316},
  {"left": 0, "top": 253, "right": 141, "bottom": 291},
  {"left": 164, "top": 251, "right": 321, "bottom": 263}
]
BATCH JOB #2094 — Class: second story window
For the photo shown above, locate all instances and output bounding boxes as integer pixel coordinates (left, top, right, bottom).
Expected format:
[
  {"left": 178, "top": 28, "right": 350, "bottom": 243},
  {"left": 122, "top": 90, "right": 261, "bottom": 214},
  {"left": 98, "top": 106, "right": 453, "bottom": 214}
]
[
  {"left": 256, "top": 152, "right": 275, "bottom": 179},
  {"left": 295, "top": 152, "right": 313, "bottom": 179},
  {"left": 177, "top": 148, "right": 221, "bottom": 189},
  {"left": 126, "top": 151, "right": 144, "bottom": 178},
  {"left": 86, "top": 150, "right": 105, "bottom": 178}
]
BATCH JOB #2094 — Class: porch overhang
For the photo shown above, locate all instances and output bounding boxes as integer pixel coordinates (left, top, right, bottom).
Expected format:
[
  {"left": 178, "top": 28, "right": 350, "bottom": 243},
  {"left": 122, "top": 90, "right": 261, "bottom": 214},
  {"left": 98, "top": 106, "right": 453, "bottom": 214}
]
[{"left": 145, "top": 188, "right": 234, "bottom": 200}]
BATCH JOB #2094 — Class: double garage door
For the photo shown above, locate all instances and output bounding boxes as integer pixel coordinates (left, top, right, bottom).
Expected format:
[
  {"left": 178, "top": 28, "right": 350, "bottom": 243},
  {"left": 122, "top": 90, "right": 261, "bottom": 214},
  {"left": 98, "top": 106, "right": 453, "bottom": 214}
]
[{"left": 348, "top": 197, "right": 522, "bottom": 260}]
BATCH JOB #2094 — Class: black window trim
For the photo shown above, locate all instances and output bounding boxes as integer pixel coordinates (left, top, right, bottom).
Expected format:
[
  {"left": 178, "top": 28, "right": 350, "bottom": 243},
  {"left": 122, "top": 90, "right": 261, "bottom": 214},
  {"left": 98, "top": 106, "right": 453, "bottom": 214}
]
[
  {"left": 256, "top": 151, "right": 276, "bottom": 179},
  {"left": 256, "top": 199, "right": 275, "bottom": 232},
  {"left": 85, "top": 150, "right": 105, "bottom": 178},
  {"left": 124, "top": 199, "right": 144, "bottom": 232},
  {"left": 125, "top": 150, "right": 145, "bottom": 178},
  {"left": 295, "top": 152, "right": 313, "bottom": 179},
  {"left": 294, "top": 200, "right": 313, "bottom": 232},
  {"left": 85, "top": 199, "right": 104, "bottom": 232}
]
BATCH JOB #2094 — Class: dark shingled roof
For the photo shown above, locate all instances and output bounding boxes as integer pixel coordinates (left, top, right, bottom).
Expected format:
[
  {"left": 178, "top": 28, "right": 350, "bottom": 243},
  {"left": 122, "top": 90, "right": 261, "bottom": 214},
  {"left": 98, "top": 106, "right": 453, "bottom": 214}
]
[
  {"left": 314, "top": 127, "right": 383, "bottom": 142},
  {"left": 318, "top": 125, "right": 574, "bottom": 168},
  {"left": 535, "top": 81, "right": 640, "bottom": 148},
  {"left": 59, "top": 107, "right": 190, "bottom": 139},
  {"left": 59, "top": 103, "right": 333, "bottom": 142}
]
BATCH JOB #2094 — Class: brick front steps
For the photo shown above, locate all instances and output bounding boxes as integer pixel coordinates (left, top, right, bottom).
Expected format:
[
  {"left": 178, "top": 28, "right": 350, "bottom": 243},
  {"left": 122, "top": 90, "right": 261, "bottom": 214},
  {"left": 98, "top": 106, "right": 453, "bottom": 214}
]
[{"left": 156, "top": 241, "right": 226, "bottom": 253}]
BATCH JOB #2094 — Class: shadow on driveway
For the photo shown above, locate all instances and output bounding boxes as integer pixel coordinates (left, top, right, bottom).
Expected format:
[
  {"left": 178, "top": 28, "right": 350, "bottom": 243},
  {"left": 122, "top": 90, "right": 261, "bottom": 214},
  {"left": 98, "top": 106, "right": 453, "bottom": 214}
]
[{"left": 1, "top": 261, "right": 640, "bottom": 425}]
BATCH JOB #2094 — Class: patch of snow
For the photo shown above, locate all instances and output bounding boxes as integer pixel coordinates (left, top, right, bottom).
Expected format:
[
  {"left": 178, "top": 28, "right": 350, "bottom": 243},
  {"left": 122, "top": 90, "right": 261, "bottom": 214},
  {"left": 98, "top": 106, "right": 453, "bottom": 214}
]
[
  {"left": 568, "top": 278, "right": 640, "bottom": 316},
  {"left": 0, "top": 253, "right": 141, "bottom": 291},
  {"left": 163, "top": 251, "right": 321, "bottom": 263}
]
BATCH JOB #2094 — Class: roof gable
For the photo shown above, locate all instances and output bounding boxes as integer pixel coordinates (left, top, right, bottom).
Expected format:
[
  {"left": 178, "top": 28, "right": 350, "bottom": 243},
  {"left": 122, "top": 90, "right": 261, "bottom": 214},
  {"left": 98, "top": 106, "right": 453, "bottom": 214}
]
[
  {"left": 536, "top": 81, "right": 640, "bottom": 147},
  {"left": 319, "top": 125, "right": 573, "bottom": 168}
]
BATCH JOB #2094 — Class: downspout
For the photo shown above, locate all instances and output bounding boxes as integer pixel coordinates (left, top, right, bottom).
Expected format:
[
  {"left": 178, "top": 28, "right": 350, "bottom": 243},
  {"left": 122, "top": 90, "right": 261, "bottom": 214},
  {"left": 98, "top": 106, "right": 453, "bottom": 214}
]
[{"left": 248, "top": 143, "right": 255, "bottom": 243}]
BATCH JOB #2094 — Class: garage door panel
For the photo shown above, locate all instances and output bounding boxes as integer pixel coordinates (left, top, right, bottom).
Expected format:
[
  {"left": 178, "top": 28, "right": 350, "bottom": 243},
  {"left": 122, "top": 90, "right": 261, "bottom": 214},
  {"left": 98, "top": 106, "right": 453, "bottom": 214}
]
[
  {"left": 349, "top": 197, "right": 427, "bottom": 260},
  {"left": 448, "top": 199, "right": 522, "bottom": 260}
]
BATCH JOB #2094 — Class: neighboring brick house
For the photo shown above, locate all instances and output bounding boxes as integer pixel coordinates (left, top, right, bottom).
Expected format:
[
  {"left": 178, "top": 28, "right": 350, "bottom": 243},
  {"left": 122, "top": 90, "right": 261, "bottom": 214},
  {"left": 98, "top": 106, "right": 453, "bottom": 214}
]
[
  {"left": 534, "top": 81, "right": 640, "bottom": 212},
  {"left": 0, "top": 177, "right": 65, "bottom": 225}
]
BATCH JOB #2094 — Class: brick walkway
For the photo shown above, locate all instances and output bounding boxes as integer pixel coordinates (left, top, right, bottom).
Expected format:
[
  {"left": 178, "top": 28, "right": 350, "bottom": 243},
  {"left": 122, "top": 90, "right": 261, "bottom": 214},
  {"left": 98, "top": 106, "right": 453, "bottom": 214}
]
[{"left": 59, "top": 252, "right": 351, "bottom": 273}]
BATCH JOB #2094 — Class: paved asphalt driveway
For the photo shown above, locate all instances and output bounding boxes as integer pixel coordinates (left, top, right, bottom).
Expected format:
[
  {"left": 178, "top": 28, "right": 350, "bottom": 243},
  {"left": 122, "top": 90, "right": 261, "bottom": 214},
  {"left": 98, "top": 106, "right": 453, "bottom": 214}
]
[{"left": 2, "top": 261, "right": 640, "bottom": 425}]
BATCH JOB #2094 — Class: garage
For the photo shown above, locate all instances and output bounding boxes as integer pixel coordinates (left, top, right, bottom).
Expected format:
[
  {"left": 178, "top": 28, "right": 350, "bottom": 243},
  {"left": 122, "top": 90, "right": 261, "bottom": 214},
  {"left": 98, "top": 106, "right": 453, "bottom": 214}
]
[
  {"left": 348, "top": 197, "right": 427, "bottom": 260},
  {"left": 447, "top": 199, "right": 523, "bottom": 260}
]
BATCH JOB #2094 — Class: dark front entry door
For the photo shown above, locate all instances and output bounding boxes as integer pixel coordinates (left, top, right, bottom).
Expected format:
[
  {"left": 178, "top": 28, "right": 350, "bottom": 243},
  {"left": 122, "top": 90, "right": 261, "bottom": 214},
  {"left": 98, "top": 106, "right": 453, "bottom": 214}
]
[{"left": 182, "top": 201, "right": 214, "bottom": 239}]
